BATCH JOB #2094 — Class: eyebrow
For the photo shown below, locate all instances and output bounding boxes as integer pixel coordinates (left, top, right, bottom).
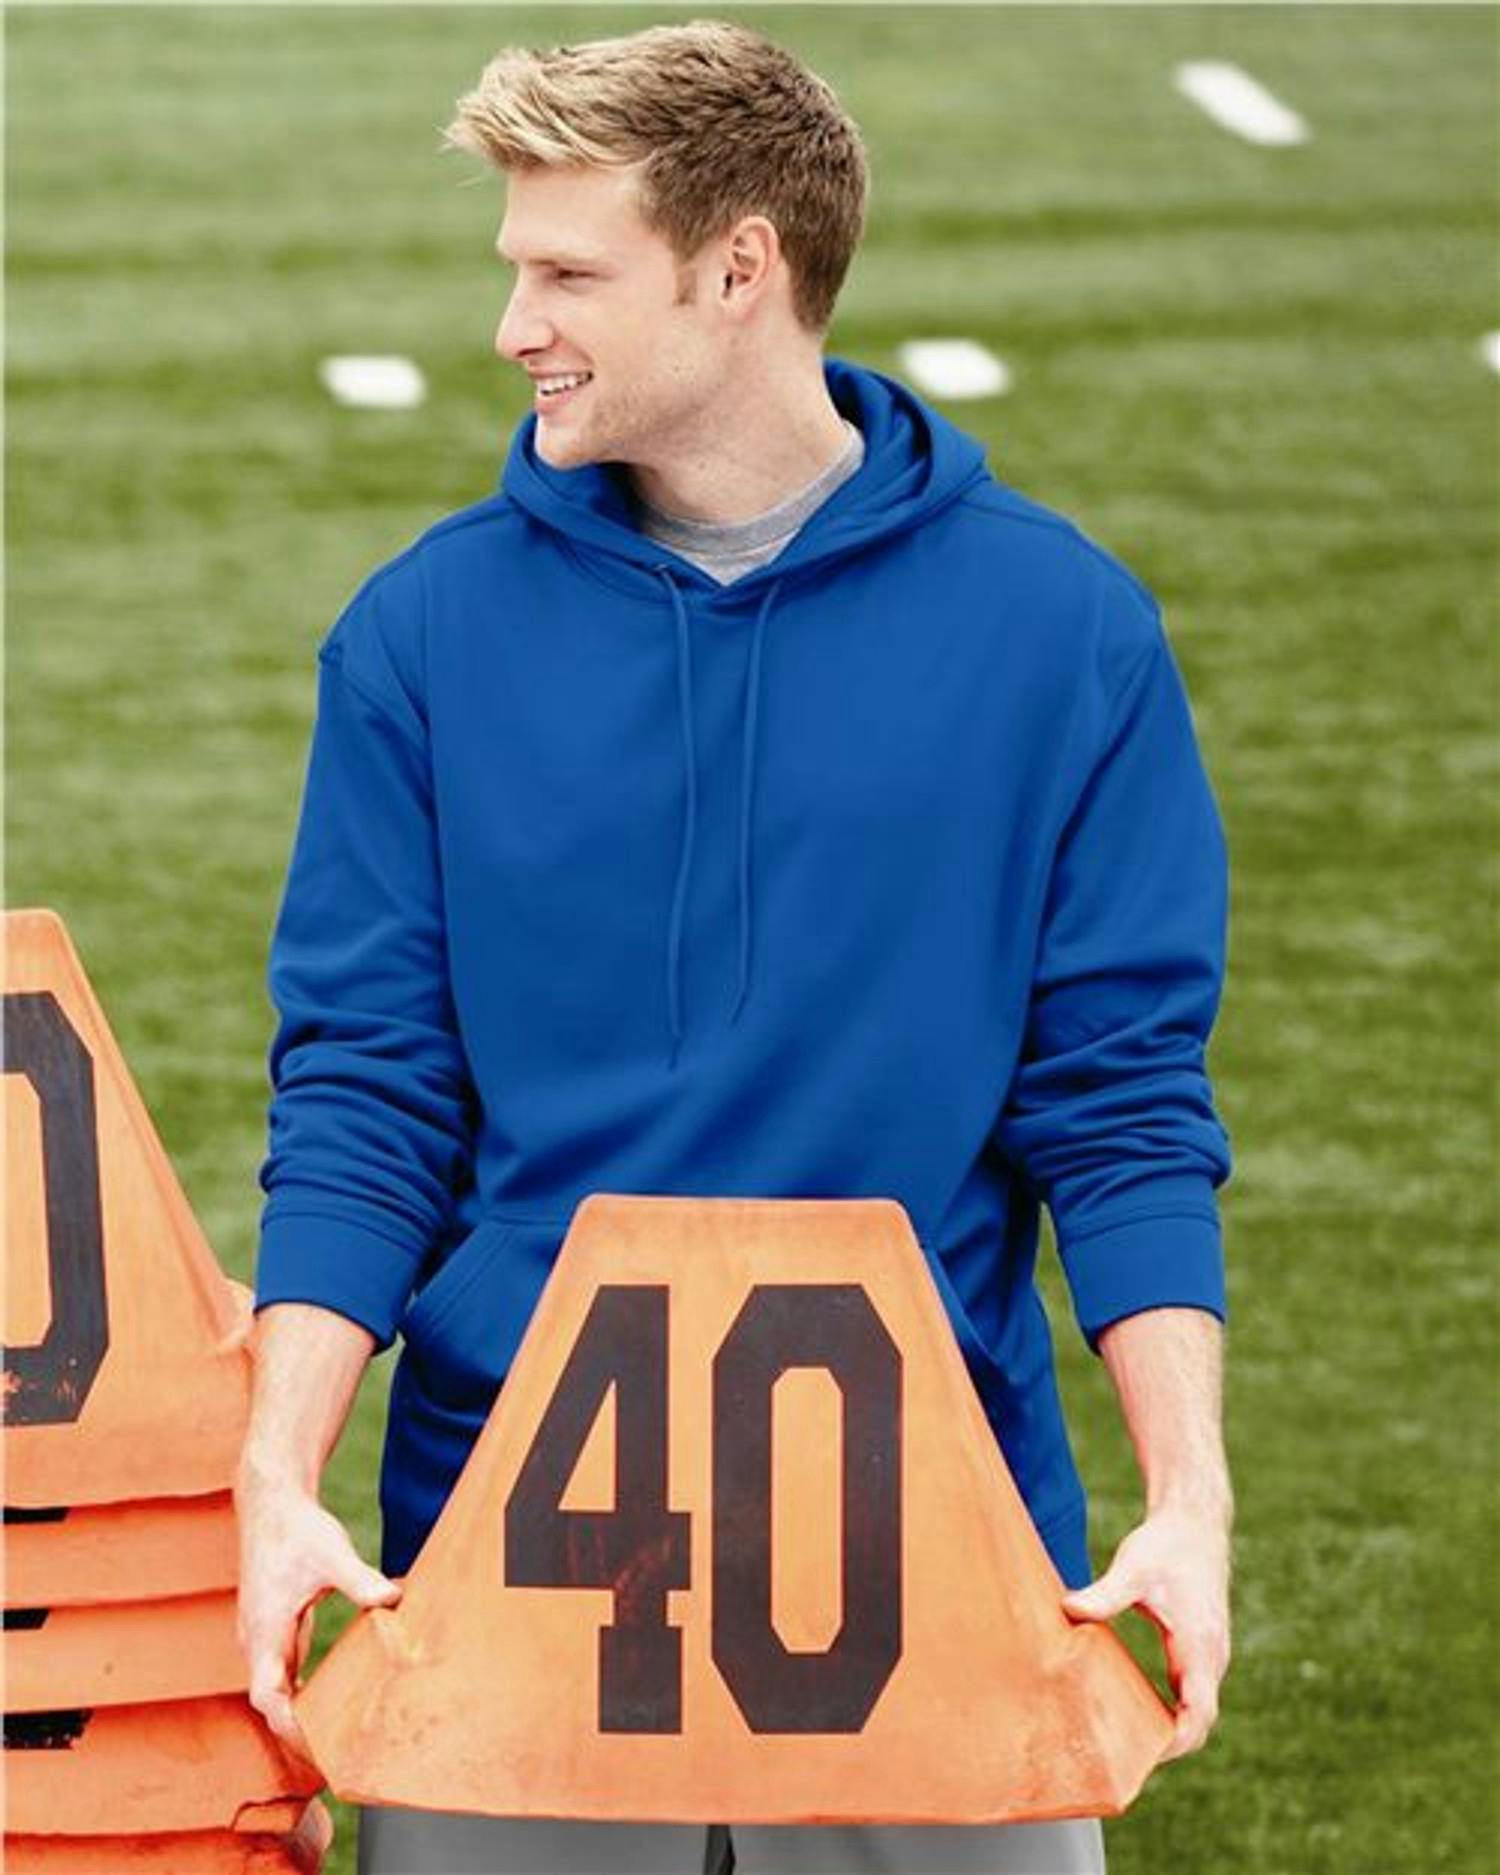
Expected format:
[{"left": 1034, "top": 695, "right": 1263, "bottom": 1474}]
[{"left": 494, "top": 238, "right": 608, "bottom": 269}]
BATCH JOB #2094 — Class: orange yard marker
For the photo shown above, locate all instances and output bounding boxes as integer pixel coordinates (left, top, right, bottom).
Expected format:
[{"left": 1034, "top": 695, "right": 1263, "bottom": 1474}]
[
  {"left": 5, "top": 1588, "right": 246, "bottom": 1710},
  {"left": 296, "top": 1195, "right": 1172, "bottom": 1825},
  {"left": 2, "top": 910, "right": 253, "bottom": 1505},
  {"left": 3, "top": 1696, "right": 323, "bottom": 1837},
  {"left": 1, "top": 911, "right": 327, "bottom": 1864},
  {"left": 4, "top": 1493, "right": 238, "bottom": 1608},
  {"left": 5, "top": 1842, "right": 301, "bottom": 1875},
  {"left": 5, "top": 1798, "right": 331, "bottom": 1873}
]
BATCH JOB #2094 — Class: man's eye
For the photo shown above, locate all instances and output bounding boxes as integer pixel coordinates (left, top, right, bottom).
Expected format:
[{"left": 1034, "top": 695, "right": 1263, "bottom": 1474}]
[{"left": 556, "top": 269, "right": 591, "bottom": 284}]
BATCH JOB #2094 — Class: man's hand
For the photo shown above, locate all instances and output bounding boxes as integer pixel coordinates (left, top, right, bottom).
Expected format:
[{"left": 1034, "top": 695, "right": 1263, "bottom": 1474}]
[
  {"left": 1061, "top": 1498, "right": 1231, "bottom": 1760},
  {"left": 284, "top": 1797, "right": 336, "bottom": 1874},
  {"left": 235, "top": 1459, "right": 401, "bottom": 1764},
  {"left": 234, "top": 1302, "right": 395, "bottom": 1764},
  {"left": 1065, "top": 1306, "right": 1233, "bottom": 1762}
]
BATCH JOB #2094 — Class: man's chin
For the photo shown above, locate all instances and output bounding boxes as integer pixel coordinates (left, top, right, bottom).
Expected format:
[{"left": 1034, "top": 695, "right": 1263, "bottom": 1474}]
[{"left": 534, "top": 423, "right": 600, "bottom": 471}]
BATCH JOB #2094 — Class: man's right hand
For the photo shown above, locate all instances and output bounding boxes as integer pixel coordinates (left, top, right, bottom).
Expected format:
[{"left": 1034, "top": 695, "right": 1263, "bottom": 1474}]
[{"left": 235, "top": 1462, "right": 402, "bottom": 1766}]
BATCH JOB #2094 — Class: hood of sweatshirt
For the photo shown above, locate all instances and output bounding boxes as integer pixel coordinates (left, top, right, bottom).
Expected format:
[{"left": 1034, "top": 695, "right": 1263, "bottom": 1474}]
[
  {"left": 500, "top": 356, "right": 989, "bottom": 597},
  {"left": 498, "top": 357, "right": 991, "bottom": 1068}
]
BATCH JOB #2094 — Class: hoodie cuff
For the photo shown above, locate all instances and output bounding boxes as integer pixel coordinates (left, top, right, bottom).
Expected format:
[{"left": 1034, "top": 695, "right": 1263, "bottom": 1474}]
[
  {"left": 1058, "top": 1189, "right": 1225, "bottom": 1353},
  {"left": 255, "top": 1207, "right": 424, "bottom": 1353}
]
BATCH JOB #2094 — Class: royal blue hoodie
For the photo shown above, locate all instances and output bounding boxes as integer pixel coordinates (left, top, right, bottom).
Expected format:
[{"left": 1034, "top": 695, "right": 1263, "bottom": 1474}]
[{"left": 256, "top": 357, "right": 1232, "bottom": 1589}]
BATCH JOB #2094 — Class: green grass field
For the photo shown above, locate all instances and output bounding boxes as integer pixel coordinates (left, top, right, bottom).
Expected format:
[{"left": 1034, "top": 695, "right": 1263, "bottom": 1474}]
[{"left": 6, "top": 5, "right": 1496, "bottom": 1871}]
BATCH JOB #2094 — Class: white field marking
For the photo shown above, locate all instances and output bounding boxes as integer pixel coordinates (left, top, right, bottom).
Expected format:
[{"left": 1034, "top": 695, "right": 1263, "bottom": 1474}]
[
  {"left": 1481, "top": 332, "right": 1500, "bottom": 376},
  {"left": 318, "top": 355, "right": 427, "bottom": 410},
  {"left": 1174, "top": 60, "right": 1310, "bottom": 147},
  {"left": 898, "top": 338, "right": 1011, "bottom": 400}
]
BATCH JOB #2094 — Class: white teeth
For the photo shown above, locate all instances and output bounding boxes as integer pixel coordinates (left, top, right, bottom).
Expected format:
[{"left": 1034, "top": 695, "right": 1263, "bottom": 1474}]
[{"left": 537, "top": 372, "right": 592, "bottom": 396}]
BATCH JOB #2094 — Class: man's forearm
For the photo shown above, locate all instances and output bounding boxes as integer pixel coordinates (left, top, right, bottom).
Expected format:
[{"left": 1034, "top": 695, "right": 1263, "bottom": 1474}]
[
  {"left": 1097, "top": 1306, "right": 1232, "bottom": 1520},
  {"left": 239, "top": 1301, "right": 376, "bottom": 1496},
  {"left": 1064, "top": 1305, "right": 1233, "bottom": 1759},
  {"left": 234, "top": 1301, "right": 398, "bottom": 1757}
]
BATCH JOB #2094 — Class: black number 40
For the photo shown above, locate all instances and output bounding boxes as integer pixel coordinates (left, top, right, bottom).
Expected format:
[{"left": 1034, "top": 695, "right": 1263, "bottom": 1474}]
[{"left": 505, "top": 1282, "right": 903, "bottom": 1737}]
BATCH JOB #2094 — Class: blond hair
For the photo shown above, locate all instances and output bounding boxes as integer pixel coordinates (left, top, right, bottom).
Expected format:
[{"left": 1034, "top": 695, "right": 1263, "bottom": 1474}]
[{"left": 444, "top": 19, "right": 868, "bottom": 333}]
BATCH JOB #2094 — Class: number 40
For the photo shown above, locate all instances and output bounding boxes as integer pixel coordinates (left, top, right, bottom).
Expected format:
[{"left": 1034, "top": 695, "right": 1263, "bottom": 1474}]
[{"left": 505, "top": 1282, "right": 904, "bottom": 1737}]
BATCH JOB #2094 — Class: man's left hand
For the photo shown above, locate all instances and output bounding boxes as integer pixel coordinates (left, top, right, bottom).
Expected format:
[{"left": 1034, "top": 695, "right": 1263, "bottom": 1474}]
[{"left": 1061, "top": 1502, "right": 1231, "bottom": 1761}]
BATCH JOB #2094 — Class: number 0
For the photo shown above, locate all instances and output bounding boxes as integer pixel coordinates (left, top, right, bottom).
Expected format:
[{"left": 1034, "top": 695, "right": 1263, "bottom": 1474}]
[
  {"left": 713, "top": 1284, "right": 902, "bottom": 1732},
  {"left": 2, "top": 992, "right": 109, "bottom": 1426}
]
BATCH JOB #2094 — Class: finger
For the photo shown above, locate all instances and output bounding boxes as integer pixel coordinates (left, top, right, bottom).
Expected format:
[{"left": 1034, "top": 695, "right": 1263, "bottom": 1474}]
[
  {"left": 1160, "top": 1663, "right": 1220, "bottom": 1762},
  {"left": 325, "top": 1544, "right": 402, "bottom": 1611},
  {"left": 248, "top": 1610, "right": 325, "bottom": 1764},
  {"left": 294, "top": 1605, "right": 317, "bottom": 1674},
  {"left": 239, "top": 1594, "right": 299, "bottom": 1665},
  {"left": 242, "top": 1588, "right": 318, "bottom": 1681},
  {"left": 1162, "top": 1613, "right": 1230, "bottom": 1697},
  {"left": 1061, "top": 1562, "right": 1141, "bottom": 1624},
  {"left": 287, "top": 1798, "right": 335, "bottom": 1875},
  {"left": 248, "top": 1660, "right": 313, "bottom": 1761}
]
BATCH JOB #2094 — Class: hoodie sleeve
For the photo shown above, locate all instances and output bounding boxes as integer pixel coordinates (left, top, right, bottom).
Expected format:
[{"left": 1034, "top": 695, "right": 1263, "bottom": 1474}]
[
  {"left": 994, "top": 585, "right": 1233, "bottom": 1350},
  {"left": 255, "top": 570, "right": 476, "bottom": 1351}
]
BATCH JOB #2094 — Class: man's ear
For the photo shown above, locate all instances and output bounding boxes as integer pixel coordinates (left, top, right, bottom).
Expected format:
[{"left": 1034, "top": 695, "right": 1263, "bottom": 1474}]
[{"left": 719, "top": 215, "right": 779, "bottom": 316}]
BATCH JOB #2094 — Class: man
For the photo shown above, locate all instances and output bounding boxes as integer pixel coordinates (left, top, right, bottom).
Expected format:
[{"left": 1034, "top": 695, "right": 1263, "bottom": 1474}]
[{"left": 238, "top": 21, "right": 1234, "bottom": 1875}]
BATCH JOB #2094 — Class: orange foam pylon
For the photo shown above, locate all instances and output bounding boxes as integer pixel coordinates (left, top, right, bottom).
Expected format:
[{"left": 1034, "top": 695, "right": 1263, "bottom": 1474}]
[
  {"left": 296, "top": 1195, "right": 1171, "bottom": 1825},
  {"left": 4, "top": 1843, "right": 303, "bottom": 1875},
  {"left": 3, "top": 1696, "right": 322, "bottom": 1836},
  {"left": 3, "top": 1843, "right": 298, "bottom": 1875},
  {"left": 5, "top": 1588, "right": 246, "bottom": 1710},
  {"left": 2, "top": 909, "right": 252, "bottom": 1505},
  {"left": 4, "top": 1492, "right": 238, "bottom": 1608},
  {"left": 231, "top": 1801, "right": 319, "bottom": 1834},
  {"left": 3, "top": 1800, "right": 331, "bottom": 1875}
]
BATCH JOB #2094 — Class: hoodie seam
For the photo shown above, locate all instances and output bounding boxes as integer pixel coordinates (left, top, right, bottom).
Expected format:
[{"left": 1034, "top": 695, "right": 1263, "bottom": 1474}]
[
  {"left": 957, "top": 492, "right": 1161, "bottom": 618},
  {"left": 330, "top": 496, "right": 519, "bottom": 625},
  {"left": 556, "top": 530, "right": 681, "bottom": 601},
  {"left": 1063, "top": 1204, "right": 1220, "bottom": 1247},
  {"left": 556, "top": 530, "right": 775, "bottom": 608},
  {"left": 1041, "top": 633, "right": 1163, "bottom": 871},
  {"left": 260, "top": 1203, "right": 429, "bottom": 1261},
  {"left": 410, "top": 492, "right": 518, "bottom": 557},
  {"left": 317, "top": 643, "right": 428, "bottom": 760}
]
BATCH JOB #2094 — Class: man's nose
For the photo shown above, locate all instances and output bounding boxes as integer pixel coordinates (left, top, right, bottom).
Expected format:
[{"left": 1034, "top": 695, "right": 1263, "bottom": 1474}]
[{"left": 495, "top": 282, "right": 553, "bottom": 362}]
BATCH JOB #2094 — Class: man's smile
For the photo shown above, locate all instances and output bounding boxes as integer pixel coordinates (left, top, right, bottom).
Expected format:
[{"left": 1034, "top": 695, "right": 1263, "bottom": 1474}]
[{"left": 532, "top": 370, "right": 594, "bottom": 408}]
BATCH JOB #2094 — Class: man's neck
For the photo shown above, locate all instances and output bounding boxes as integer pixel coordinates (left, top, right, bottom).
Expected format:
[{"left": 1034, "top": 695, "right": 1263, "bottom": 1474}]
[{"left": 624, "top": 354, "right": 850, "bottom": 525}]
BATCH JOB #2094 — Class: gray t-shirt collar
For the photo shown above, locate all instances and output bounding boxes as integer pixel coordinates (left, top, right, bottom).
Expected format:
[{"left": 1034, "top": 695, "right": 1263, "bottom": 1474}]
[{"left": 632, "top": 419, "right": 864, "bottom": 582}]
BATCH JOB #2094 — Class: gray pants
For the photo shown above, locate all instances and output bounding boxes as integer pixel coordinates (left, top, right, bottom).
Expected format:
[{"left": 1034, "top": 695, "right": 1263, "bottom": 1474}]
[{"left": 358, "top": 1809, "right": 1106, "bottom": 1874}]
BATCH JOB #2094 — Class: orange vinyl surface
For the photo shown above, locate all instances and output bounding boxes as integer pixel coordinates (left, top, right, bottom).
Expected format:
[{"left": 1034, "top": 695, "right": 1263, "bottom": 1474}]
[
  {"left": 296, "top": 1194, "right": 1172, "bottom": 1825},
  {"left": 3, "top": 1492, "right": 238, "bottom": 1608},
  {"left": 3, "top": 1827, "right": 319, "bottom": 1875},
  {"left": 5, "top": 1587, "right": 247, "bottom": 1711},
  {"left": 3, "top": 909, "right": 252, "bottom": 1505},
  {"left": 3, "top": 1800, "right": 333, "bottom": 1872},
  {"left": 3, "top": 1695, "right": 323, "bottom": 1836}
]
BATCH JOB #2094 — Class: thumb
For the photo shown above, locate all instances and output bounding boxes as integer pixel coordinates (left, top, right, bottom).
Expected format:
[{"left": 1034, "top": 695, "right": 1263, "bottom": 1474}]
[
  {"left": 326, "top": 1541, "right": 402, "bottom": 1612},
  {"left": 1061, "top": 1560, "right": 1139, "bottom": 1625}
]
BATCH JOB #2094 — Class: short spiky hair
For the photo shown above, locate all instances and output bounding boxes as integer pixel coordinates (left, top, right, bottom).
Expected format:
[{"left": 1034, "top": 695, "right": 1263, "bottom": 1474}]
[{"left": 443, "top": 19, "right": 868, "bottom": 333}]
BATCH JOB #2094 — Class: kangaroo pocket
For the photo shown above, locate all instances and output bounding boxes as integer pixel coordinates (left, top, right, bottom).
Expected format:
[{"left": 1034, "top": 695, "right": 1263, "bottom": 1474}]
[
  {"left": 396, "top": 1213, "right": 567, "bottom": 1412},
  {"left": 379, "top": 1351, "right": 489, "bottom": 1577},
  {"left": 919, "top": 1238, "right": 1084, "bottom": 1537}
]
